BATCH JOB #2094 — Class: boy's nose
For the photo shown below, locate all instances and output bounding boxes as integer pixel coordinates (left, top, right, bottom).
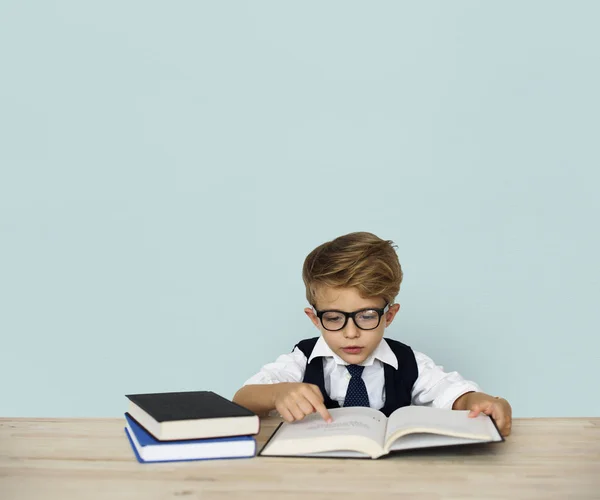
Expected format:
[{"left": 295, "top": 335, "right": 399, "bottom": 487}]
[{"left": 343, "top": 319, "right": 360, "bottom": 338}]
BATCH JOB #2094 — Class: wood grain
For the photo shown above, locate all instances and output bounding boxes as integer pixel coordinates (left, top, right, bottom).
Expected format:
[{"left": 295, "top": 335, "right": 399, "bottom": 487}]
[{"left": 1, "top": 417, "right": 599, "bottom": 500}]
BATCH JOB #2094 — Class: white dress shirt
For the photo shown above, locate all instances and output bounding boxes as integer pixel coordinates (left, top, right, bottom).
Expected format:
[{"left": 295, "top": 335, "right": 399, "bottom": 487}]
[{"left": 243, "top": 336, "right": 481, "bottom": 410}]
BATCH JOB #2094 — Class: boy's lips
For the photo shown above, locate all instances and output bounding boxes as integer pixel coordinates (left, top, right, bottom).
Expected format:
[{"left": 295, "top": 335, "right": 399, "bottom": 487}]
[{"left": 342, "top": 346, "right": 363, "bottom": 354}]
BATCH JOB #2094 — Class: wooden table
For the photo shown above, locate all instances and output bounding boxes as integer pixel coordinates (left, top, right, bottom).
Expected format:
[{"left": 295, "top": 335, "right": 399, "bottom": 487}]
[{"left": 1, "top": 417, "right": 599, "bottom": 500}]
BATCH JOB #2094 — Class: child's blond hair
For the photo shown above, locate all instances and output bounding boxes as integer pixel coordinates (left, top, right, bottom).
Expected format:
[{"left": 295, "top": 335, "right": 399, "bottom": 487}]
[{"left": 302, "top": 232, "right": 403, "bottom": 306}]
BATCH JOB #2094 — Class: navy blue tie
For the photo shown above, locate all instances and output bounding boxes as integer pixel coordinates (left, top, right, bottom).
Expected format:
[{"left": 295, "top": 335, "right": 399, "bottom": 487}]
[{"left": 344, "top": 365, "right": 370, "bottom": 408}]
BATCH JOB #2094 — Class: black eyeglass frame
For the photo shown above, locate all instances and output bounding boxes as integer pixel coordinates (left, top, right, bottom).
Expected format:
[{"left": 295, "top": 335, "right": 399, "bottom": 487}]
[{"left": 312, "top": 304, "right": 390, "bottom": 331}]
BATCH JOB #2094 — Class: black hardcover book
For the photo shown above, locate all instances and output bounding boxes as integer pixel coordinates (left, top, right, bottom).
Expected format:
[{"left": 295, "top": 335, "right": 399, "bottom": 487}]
[{"left": 125, "top": 391, "right": 260, "bottom": 441}]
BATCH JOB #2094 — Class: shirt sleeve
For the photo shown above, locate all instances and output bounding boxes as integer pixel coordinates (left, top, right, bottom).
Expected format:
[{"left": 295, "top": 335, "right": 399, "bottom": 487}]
[
  {"left": 411, "top": 351, "right": 482, "bottom": 409},
  {"left": 242, "top": 347, "right": 307, "bottom": 385}
]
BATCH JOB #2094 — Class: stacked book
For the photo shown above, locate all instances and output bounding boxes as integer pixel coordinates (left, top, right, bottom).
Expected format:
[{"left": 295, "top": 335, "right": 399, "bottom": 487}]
[{"left": 124, "top": 390, "right": 260, "bottom": 463}]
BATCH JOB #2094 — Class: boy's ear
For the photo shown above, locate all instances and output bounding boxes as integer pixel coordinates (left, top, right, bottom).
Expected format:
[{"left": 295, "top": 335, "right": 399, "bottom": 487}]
[
  {"left": 304, "top": 307, "right": 320, "bottom": 329},
  {"left": 384, "top": 303, "right": 401, "bottom": 327}
]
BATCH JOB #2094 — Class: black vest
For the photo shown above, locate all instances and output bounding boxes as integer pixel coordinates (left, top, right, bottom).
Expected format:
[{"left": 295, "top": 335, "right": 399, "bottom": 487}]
[{"left": 294, "top": 337, "right": 418, "bottom": 417}]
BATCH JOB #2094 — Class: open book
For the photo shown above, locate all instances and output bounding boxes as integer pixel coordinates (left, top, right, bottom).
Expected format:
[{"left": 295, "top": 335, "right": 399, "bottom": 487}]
[{"left": 260, "top": 406, "right": 503, "bottom": 459}]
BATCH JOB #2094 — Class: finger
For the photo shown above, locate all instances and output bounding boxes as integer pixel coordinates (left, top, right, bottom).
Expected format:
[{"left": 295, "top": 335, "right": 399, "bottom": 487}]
[
  {"left": 468, "top": 404, "right": 482, "bottom": 417},
  {"left": 499, "top": 398, "right": 513, "bottom": 419},
  {"left": 296, "top": 397, "right": 316, "bottom": 417},
  {"left": 287, "top": 401, "right": 306, "bottom": 421},
  {"left": 503, "top": 417, "right": 512, "bottom": 436},
  {"left": 308, "top": 384, "right": 325, "bottom": 403},
  {"left": 469, "top": 400, "right": 494, "bottom": 417},
  {"left": 305, "top": 385, "right": 332, "bottom": 422},
  {"left": 491, "top": 404, "right": 511, "bottom": 436},
  {"left": 490, "top": 402, "right": 504, "bottom": 419},
  {"left": 476, "top": 400, "right": 495, "bottom": 415},
  {"left": 305, "top": 391, "right": 333, "bottom": 423},
  {"left": 277, "top": 405, "right": 295, "bottom": 423},
  {"left": 494, "top": 415, "right": 507, "bottom": 436},
  {"left": 482, "top": 404, "right": 494, "bottom": 415}
]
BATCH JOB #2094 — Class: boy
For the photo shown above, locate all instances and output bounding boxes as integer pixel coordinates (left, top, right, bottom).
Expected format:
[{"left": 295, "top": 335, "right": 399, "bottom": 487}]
[{"left": 233, "top": 232, "right": 512, "bottom": 436}]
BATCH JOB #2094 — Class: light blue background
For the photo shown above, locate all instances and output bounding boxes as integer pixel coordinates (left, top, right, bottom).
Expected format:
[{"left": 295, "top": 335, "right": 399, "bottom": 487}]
[{"left": 1, "top": 1, "right": 598, "bottom": 418}]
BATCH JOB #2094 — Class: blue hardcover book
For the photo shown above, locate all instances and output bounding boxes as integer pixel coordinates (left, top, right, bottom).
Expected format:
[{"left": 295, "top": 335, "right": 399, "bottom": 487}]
[{"left": 124, "top": 413, "right": 256, "bottom": 463}]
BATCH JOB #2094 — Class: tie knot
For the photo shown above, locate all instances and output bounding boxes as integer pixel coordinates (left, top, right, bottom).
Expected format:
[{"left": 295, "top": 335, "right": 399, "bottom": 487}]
[{"left": 346, "top": 364, "right": 365, "bottom": 377}]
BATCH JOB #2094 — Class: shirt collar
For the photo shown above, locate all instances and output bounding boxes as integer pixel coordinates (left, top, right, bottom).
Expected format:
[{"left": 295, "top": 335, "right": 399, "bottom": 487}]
[{"left": 308, "top": 336, "right": 398, "bottom": 369}]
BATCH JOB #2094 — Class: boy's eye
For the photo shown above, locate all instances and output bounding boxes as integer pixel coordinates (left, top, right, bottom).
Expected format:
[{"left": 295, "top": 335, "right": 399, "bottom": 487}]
[
  {"left": 323, "top": 313, "right": 344, "bottom": 322},
  {"left": 358, "top": 311, "right": 377, "bottom": 321}
]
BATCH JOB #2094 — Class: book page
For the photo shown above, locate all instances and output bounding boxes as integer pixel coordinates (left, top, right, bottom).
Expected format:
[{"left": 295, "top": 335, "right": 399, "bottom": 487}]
[
  {"left": 384, "top": 406, "right": 501, "bottom": 449},
  {"left": 388, "top": 432, "right": 495, "bottom": 453},
  {"left": 261, "top": 406, "right": 387, "bottom": 458}
]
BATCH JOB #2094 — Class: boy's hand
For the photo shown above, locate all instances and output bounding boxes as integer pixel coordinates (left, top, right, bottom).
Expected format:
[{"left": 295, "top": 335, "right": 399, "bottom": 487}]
[
  {"left": 454, "top": 392, "right": 512, "bottom": 437},
  {"left": 272, "top": 383, "right": 333, "bottom": 423}
]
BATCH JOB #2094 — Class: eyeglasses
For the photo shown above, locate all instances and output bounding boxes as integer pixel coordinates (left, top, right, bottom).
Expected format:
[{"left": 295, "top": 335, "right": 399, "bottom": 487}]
[{"left": 312, "top": 304, "right": 390, "bottom": 332}]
